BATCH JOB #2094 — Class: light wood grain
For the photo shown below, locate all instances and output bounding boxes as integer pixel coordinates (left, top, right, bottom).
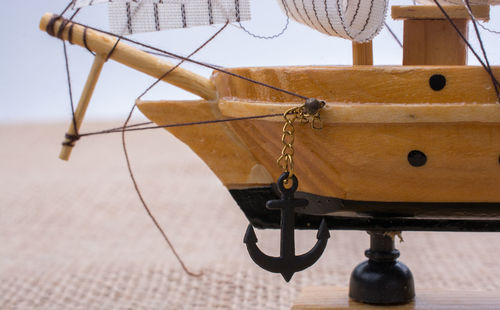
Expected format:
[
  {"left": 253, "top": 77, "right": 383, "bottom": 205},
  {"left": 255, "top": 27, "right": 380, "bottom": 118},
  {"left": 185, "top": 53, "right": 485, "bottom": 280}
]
[
  {"left": 59, "top": 55, "right": 106, "bottom": 161},
  {"left": 139, "top": 101, "right": 500, "bottom": 202},
  {"left": 213, "top": 66, "right": 500, "bottom": 104},
  {"left": 224, "top": 118, "right": 500, "bottom": 202},
  {"left": 392, "top": 5, "right": 490, "bottom": 21},
  {"left": 137, "top": 99, "right": 273, "bottom": 187},
  {"left": 403, "top": 19, "right": 468, "bottom": 65},
  {"left": 139, "top": 65, "right": 500, "bottom": 202},
  {"left": 39, "top": 13, "right": 217, "bottom": 101},
  {"left": 219, "top": 101, "right": 500, "bottom": 124},
  {"left": 212, "top": 66, "right": 500, "bottom": 202},
  {"left": 292, "top": 287, "right": 500, "bottom": 310}
]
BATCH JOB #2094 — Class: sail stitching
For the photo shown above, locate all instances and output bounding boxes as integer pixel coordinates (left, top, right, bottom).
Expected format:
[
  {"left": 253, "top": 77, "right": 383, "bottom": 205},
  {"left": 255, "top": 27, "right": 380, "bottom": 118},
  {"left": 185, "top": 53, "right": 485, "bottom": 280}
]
[
  {"left": 208, "top": 0, "right": 214, "bottom": 24},
  {"left": 323, "top": 0, "right": 340, "bottom": 36},
  {"left": 181, "top": 4, "right": 187, "bottom": 28},
  {"left": 126, "top": 2, "right": 133, "bottom": 33},
  {"left": 348, "top": 0, "right": 361, "bottom": 27},
  {"left": 291, "top": 0, "right": 307, "bottom": 25},
  {"left": 235, "top": 0, "right": 241, "bottom": 22},
  {"left": 153, "top": 3, "right": 160, "bottom": 31},
  {"left": 301, "top": 0, "right": 317, "bottom": 30},
  {"left": 353, "top": 0, "right": 374, "bottom": 38},
  {"left": 282, "top": 0, "right": 387, "bottom": 42},
  {"left": 336, "top": 0, "right": 354, "bottom": 39}
]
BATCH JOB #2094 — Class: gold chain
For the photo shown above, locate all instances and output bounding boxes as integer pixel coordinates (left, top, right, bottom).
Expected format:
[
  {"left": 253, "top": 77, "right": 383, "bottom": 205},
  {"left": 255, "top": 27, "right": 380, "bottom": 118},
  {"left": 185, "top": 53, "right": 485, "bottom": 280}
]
[{"left": 277, "top": 99, "right": 325, "bottom": 182}]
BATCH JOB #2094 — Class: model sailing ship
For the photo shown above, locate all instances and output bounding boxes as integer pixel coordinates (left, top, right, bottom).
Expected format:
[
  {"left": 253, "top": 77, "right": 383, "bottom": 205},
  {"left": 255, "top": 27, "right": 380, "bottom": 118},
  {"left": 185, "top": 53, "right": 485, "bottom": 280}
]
[{"left": 40, "top": 0, "right": 500, "bottom": 306}]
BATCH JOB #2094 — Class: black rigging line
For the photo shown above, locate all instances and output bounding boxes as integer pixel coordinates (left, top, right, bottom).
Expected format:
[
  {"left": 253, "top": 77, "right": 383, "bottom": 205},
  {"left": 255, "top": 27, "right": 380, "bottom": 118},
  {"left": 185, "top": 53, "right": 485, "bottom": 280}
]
[
  {"left": 143, "top": 50, "right": 223, "bottom": 68},
  {"left": 117, "top": 21, "right": 244, "bottom": 277},
  {"left": 432, "top": 0, "right": 500, "bottom": 101},
  {"left": 60, "top": 0, "right": 76, "bottom": 17},
  {"left": 463, "top": 0, "right": 500, "bottom": 99},
  {"left": 78, "top": 114, "right": 283, "bottom": 138},
  {"left": 59, "top": 1, "right": 82, "bottom": 142},
  {"left": 62, "top": 42, "right": 78, "bottom": 141},
  {"left": 384, "top": 21, "right": 403, "bottom": 49},
  {"left": 137, "top": 22, "right": 229, "bottom": 100}
]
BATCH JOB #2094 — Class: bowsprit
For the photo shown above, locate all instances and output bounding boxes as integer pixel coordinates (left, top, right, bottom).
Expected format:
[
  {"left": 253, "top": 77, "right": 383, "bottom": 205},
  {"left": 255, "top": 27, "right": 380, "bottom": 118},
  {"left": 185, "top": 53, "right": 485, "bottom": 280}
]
[{"left": 243, "top": 172, "right": 330, "bottom": 282}]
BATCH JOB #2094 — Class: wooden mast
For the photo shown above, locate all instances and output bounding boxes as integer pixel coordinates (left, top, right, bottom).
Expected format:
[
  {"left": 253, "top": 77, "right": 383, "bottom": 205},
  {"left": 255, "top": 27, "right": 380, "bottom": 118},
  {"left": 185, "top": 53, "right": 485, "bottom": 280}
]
[
  {"left": 392, "top": 5, "right": 490, "bottom": 65},
  {"left": 352, "top": 41, "right": 373, "bottom": 66}
]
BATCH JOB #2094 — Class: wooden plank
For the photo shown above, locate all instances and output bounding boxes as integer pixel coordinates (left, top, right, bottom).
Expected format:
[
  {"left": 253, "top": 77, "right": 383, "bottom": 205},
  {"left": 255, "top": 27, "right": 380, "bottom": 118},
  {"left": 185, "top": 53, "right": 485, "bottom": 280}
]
[
  {"left": 222, "top": 119, "right": 500, "bottom": 202},
  {"left": 403, "top": 19, "right": 468, "bottom": 65},
  {"left": 213, "top": 66, "right": 500, "bottom": 104},
  {"left": 39, "top": 13, "right": 217, "bottom": 101},
  {"left": 219, "top": 101, "right": 500, "bottom": 124},
  {"left": 138, "top": 101, "right": 500, "bottom": 202},
  {"left": 392, "top": 5, "right": 490, "bottom": 21},
  {"left": 292, "top": 287, "right": 500, "bottom": 310}
]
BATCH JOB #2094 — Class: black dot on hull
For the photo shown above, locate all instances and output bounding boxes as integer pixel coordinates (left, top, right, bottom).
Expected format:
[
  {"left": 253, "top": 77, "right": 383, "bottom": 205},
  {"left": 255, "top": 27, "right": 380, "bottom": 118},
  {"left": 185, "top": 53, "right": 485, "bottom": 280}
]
[
  {"left": 408, "top": 150, "right": 427, "bottom": 167},
  {"left": 429, "top": 74, "right": 446, "bottom": 91}
]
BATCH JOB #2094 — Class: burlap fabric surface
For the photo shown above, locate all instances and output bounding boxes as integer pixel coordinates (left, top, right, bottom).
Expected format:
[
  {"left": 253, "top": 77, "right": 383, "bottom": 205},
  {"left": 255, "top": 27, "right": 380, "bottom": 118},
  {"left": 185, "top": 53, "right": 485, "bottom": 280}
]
[{"left": 2, "top": 123, "right": 500, "bottom": 310}]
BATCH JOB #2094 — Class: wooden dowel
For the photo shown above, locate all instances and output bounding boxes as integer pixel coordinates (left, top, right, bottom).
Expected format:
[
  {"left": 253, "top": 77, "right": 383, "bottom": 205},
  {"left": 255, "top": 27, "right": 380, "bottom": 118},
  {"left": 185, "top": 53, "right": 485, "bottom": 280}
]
[
  {"left": 352, "top": 41, "right": 373, "bottom": 65},
  {"left": 39, "top": 13, "right": 217, "bottom": 101},
  {"left": 59, "top": 54, "right": 106, "bottom": 161}
]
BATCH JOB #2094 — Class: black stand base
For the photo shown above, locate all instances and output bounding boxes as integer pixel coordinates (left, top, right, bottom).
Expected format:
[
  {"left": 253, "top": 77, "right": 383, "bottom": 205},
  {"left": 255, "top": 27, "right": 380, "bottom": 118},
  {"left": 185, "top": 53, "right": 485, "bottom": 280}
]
[{"left": 348, "top": 231, "right": 415, "bottom": 305}]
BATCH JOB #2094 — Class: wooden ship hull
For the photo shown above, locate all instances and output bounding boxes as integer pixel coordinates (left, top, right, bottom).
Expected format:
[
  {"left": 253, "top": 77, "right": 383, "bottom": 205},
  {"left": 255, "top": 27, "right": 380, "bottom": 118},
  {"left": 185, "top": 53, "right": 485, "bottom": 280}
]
[
  {"left": 138, "top": 65, "right": 500, "bottom": 226},
  {"left": 40, "top": 4, "right": 500, "bottom": 229}
]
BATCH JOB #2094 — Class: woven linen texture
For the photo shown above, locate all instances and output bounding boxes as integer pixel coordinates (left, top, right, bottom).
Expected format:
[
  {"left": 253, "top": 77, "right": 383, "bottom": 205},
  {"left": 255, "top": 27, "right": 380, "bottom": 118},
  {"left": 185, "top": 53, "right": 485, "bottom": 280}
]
[
  {"left": 277, "top": 0, "right": 388, "bottom": 42},
  {"left": 2, "top": 123, "right": 500, "bottom": 310}
]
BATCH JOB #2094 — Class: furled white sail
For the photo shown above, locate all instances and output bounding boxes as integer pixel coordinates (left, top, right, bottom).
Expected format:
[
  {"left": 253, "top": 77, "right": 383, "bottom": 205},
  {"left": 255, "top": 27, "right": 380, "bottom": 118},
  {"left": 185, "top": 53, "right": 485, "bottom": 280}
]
[
  {"left": 277, "top": 0, "right": 388, "bottom": 42},
  {"left": 73, "top": 0, "right": 251, "bottom": 34}
]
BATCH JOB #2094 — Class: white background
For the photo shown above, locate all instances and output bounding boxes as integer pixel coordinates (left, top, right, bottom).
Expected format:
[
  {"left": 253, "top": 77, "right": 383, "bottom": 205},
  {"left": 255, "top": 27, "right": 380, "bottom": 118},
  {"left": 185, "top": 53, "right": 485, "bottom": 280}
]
[{"left": 1, "top": 0, "right": 499, "bottom": 123}]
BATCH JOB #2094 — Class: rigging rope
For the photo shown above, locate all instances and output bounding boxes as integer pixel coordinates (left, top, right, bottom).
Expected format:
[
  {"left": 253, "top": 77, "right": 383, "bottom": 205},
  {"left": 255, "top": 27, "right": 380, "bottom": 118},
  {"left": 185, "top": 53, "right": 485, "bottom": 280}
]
[
  {"left": 59, "top": 1, "right": 81, "bottom": 144},
  {"left": 432, "top": 0, "right": 500, "bottom": 101},
  {"left": 76, "top": 114, "right": 283, "bottom": 138},
  {"left": 384, "top": 21, "right": 403, "bottom": 49},
  {"left": 55, "top": 0, "right": 313, "bottom": 278},
  {"left": 463, "top": 0, "right": 500, "bottom": 99}
]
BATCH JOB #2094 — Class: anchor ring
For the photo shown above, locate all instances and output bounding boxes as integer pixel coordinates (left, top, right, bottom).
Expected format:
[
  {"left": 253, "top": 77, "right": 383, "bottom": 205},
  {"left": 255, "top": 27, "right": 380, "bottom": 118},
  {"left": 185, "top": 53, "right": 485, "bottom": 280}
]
[{"left": 277, "top": 172, "right": 299, "bottom": 195}]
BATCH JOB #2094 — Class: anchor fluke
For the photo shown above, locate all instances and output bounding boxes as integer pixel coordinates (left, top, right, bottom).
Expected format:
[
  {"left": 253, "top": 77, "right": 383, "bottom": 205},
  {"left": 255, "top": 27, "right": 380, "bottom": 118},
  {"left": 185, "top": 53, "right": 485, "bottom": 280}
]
[
  {"left": 244, "top": 224, "right": 258, "bottom": 244},
  {"left": 317, "top": 219, "right": 331, "bottom": 240},
  {"left": 243, "top": 173, "right": 330, "bottom": 282}
]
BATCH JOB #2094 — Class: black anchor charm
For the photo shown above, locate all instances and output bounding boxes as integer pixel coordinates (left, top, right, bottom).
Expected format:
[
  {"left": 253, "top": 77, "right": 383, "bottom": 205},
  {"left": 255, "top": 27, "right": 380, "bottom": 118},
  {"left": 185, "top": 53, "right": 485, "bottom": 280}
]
[{"left": 244, "top": 172, "right": 330, "bottom": 282}]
